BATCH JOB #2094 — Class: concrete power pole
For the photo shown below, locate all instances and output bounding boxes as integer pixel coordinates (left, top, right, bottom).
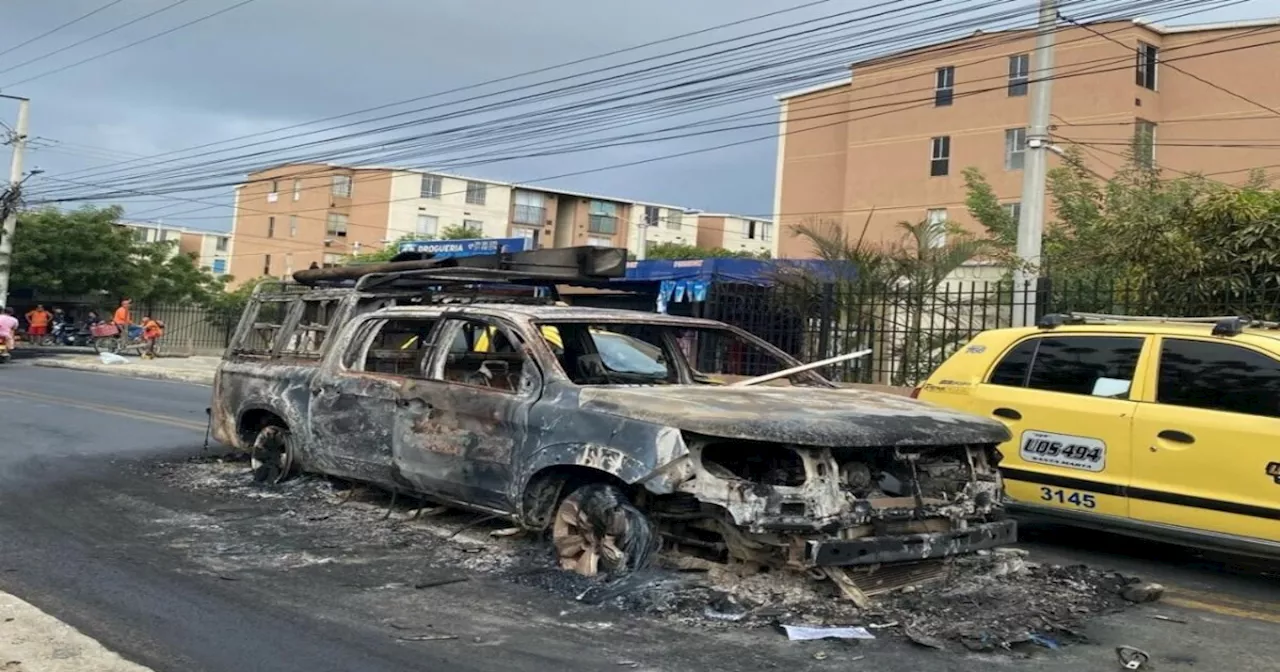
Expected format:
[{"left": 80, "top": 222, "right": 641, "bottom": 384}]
[
  {"left": 1013, "top": 0, "right": 1056, "bottom": 326},
  {"left": 0, "top": 96, "right": 30, "bottom": 309}
]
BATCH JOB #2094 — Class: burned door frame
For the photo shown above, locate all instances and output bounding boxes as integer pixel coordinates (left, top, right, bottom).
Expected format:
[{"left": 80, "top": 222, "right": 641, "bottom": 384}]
[
  {"left": 307, "top": 314, "right": 438, "bottom": 484},
  {"left": 392, "top": 313, "right": 543, "bottom": 512}
]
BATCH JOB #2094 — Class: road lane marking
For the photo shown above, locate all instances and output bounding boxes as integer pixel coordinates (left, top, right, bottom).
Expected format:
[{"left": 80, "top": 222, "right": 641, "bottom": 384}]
[
  {"left": 1166, "top": 588, "right": 1280, "bottom": 625},
  {"left": 0, "top": 389, "right": 206, "bottom": 432},
  {"left": 0, "top": 590, "right": 156, "bottom": 671}
]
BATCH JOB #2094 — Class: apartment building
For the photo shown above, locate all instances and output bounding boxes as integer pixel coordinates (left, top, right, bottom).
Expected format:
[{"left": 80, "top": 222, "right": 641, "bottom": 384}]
[
  {"left": 773, "top": 19, "right": 1280, "bottom": 259},
  {"left": 115, "top": 220, "right": 232, "bottom": 276},
  {"left": 228, "top": 163, "right": 691, "bottom": 284},
  {"left": 692, "top": 213, "right": 777, "bottom": 257}
]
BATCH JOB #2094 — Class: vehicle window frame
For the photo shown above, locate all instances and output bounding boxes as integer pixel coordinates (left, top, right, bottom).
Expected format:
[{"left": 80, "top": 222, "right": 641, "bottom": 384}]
[
  {"left": 230, "top": 296, "right": 298, "bottom": 358},
  {"left": 1153, "top": 336, "right": 1280, "bottom": 418},
  {"left": 339, "top": 314, "right": 442, "bottom": 378},
  {"left": 538, "top": 322, "right": 687, "bottom": 385},
  {"left": 984, "top": 333, "right": 1149, "bottom": 400},
  {"left": 426, "top": 315, "right": 541, "bottom": 396}
]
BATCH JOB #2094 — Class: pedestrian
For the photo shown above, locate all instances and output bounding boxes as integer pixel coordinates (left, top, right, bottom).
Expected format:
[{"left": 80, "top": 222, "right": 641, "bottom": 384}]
[
  {"left": 25, "top": 304, "right": 51, "bottom": 346},
  {"left": 140, "top": 314, "right": 165, "bottom": 359},
  {"left": 113, "top": 298, "right": 132, "bottom": 349},
  {"left": 0, "top": 307, "right": 17, "bottom": 352}
]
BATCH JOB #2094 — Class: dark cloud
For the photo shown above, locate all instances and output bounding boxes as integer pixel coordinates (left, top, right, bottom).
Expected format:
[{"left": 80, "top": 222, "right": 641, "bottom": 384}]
[{"left": 0, "top": 0, "right": 1264, "bottom": 231}]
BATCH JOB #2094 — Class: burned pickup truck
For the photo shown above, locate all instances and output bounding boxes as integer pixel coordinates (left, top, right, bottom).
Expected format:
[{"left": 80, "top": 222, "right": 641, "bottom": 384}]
[{"left": 210, "top": 247, "right": 1015, "bottom": 594}]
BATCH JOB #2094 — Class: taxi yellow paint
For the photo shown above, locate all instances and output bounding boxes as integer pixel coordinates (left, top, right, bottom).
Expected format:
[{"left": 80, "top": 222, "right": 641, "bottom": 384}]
[{"left": 918, "top": 320, "right": 1280, "bottom": 557}]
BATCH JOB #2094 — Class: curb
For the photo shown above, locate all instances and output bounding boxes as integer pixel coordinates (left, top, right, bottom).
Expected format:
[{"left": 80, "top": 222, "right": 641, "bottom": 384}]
[{"left": 32, "top": 359, "right": 215, "bottom": 386}]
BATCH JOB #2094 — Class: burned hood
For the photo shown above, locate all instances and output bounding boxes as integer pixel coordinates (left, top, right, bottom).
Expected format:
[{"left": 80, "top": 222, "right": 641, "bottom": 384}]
[{"left": 577, "top": 385, "right": 1009, "bottom": 448}]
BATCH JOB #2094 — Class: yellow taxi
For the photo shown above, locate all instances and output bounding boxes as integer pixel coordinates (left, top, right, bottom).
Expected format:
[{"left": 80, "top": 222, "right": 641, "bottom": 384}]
[{"left": 916, "top": 313, "right": 1280, "bottom": 557}]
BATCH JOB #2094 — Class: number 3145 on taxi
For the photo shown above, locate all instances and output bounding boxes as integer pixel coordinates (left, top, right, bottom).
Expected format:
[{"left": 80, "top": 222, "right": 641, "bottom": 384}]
[{"left": 1039, "top": 488, "right": 1097, "bottom": 508}]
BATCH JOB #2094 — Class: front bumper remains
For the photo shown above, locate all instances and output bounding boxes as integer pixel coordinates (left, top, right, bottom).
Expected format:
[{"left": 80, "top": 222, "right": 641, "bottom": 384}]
[{"left": 803, "top": 519, "right": 1018, "bottom": 566}]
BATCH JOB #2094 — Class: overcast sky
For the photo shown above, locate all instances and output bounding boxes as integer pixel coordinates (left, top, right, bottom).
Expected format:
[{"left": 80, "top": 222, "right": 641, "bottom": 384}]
[{"left": 0, "top": 0, "right": 1267, "bottom": 233}]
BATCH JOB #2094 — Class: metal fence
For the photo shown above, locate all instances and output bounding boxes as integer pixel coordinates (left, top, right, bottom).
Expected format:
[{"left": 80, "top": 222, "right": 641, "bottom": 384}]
[
  {"left": 702, "top": 277, "right": 1280, "bottom": 387},
  {"left": 146, "top": 302, "right": 242, "bottom": 353}
]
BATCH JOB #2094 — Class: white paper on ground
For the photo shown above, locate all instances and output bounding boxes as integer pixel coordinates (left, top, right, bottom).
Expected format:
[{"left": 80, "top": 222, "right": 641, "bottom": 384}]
[
  {"left": 99, "top": 352, "right": 129, "bottom": 365},
  {"left": 781, "top": 624, "right": 876, "bottom": 641}
]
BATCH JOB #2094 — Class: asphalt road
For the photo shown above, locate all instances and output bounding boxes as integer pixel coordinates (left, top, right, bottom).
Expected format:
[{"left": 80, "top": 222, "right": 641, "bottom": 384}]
[{"left": 0, "top": 363, "right": 1277, "bottom": 672}]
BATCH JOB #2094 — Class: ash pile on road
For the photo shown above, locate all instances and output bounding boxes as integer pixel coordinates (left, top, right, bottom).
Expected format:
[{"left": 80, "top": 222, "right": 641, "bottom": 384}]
[{"left": 155, "top": 457, "right": 1143, "bottom": 654}]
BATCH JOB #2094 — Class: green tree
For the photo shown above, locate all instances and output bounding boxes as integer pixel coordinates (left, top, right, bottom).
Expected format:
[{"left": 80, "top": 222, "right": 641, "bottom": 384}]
[
  {"left": 439, "top": 223, "right": 483, "bottom": 240},
  {"left": 643, "top": 241, "right": 770, "bottom": 260},
  {"left": 10, "top": 206, "right": 226, "bottom": 303}
]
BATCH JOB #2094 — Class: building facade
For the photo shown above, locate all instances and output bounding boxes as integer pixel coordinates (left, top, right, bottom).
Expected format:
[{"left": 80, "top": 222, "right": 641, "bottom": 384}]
[
  {"left": 692, "top": 213, "right": 776, "bottom": 257},
  {"left": 115, "top": 220, "right": 232, "bottom": 276},
  {"left": 773, "top": 19, "right": 1280, "bottom": 259},
  {"left": 228, "top": 163, "right": 697, "bottom": 285}
]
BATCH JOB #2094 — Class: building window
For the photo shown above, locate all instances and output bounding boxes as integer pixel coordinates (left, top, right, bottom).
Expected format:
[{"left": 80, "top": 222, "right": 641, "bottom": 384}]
[
  {"left": 292, "top": 178, "right": 301, "bottom": 201},
  {"left": 1004, "top": 202, "right": 1021, "bottom": 223},
  {"left": 263, "top": 254, "right": 272, "bottom": 276},
  {"left": 1005, "top": 127, "right": 1027, "bottom": 171},
  {"left": 513, "top": 190, "right": 546, "bottom": 226},
  {"left": 930, "top": 136, "right": 951, "bottom": 176},
  {"left": 588, "top": 200, "right": 618, "bottom": 234},
  {"left": 514, "top": 226, "right": 540, "bottom": 248},
  {"left": 465, "top": 181, "right": 487, "bottom": 205},
  {"left": 326, "top": 212, "right": 349, "bottom": 237},
  {"left": 289, "top": 215, "right": 298, "bottom": 237},
  {"left": 926, "top": 209, "right": 948, "bottom": 248},
  {"left": 331, "top": 174, "right": 353, "bottom": 198},
  {"left": 285, "top": 253, "right": 293, "bottom": 276},
  {"left": 215, "top": 236, "right": 228, "bottom": 252},
  {"left": 267, "top": 216, "right": 276, "bottom": 238},
  {"left": 934, "top": 66, "right": 954, "bottom": 106},
  {"left": 587, "top": 235, "right": 613, "bottom": 247},
  {"left": 420, "top": 174, "right": 442, "bottom": 199},
  {"left": 1008, "top": 53, "right": 1029, "bottom": 96},
  {"left": 744, "top": 220, "right": 773, "bottom": 241},
  {"left": 1136, "top": 42, "right": 1158, "bottom": 90},
  {"left": 643, "top": 206, "right": 660, "bottom": 227},
  {"left": 416, "top": 214, "right": 438, "bottom": 237},
  {"left": 322, "top": 254, "right": 344, "bottom": 269},
  {"left": 1134, "top": 119, "right": 1157, "bottom": 167},
  {"left": 211, "top": 258, "right": 227, "bottom": 274},
  {"left": 270, "top": 179, "right": 279, "bottom": 194},
  {"left": 462, "top": 219, "right": 483, "bottom": 235},
  {"left": 664, "top": 209, "right": 683, "bottom": 231}
]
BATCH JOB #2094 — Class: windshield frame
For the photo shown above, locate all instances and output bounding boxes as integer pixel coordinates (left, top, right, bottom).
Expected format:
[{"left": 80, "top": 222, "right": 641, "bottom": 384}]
[{"left": 530, "top": 318, "right": 835, "bottom": 388}]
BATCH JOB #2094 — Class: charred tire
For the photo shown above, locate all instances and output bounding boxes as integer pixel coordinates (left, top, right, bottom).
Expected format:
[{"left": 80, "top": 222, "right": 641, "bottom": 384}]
[
  {"left": 250, "top": 424, "right": 296, "bottom": 485},
  {"left": 552, "top": 484, "right": 657, "bottom": 578}
]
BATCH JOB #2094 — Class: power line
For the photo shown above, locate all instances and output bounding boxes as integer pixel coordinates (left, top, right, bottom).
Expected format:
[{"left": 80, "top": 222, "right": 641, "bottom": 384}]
[
  {"left": 0, "top": 0, "right": 261, "bottom": 89},
  {"left": 34, "top": 0, "right": 1229, "bottom": 202},
  {"left": 0, "top": 0, "right": 130, "bottom": 61}
]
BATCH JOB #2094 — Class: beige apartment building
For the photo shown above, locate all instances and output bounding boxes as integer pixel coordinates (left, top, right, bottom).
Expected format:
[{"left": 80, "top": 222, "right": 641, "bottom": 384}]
[
  {"left": 116, "top": 220, "right": 232, "bottom": 277},
  {"left": 227, "top": 163, "right": 697, "bottom": 284},
  {"left": 773, "top": 18, "right": 1280, "bottom": 259},
  {"left": 693, "top": 213, "right": 776, "bottom": 256}
]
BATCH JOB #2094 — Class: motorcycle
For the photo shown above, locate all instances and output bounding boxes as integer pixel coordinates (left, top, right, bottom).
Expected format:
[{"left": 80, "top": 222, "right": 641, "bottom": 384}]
[{"left": 51, "top": 321, "right": 84, "bottom": 347}]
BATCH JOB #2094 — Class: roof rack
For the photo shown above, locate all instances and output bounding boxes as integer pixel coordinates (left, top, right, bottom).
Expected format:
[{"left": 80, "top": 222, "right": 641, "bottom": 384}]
[
  {"left": 1037, "top": 312, "right": 1280, "bottom": 336},
  {"left": 291, "top": 246, "right": 626, "bottom": 290}
]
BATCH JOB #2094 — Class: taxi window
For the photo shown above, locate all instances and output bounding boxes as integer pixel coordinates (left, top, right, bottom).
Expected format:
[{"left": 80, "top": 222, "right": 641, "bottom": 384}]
[
  {"left": 1158, "top": 339, "right": 1280, "bottom": 418},
  {"left": 989, "top": 336, "right": 1143, "bottom": 399}
]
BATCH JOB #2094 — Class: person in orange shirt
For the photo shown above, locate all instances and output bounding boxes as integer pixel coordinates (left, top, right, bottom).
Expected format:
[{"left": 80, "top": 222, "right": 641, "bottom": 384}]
[
  {"left": 141, "top": 314, "right": 164, "bottom": 359},
  {"left": 25, "top": 304, "right": 51, "bottom": 345},
  {"left": 113, "top": 298, "right": 132, "bottom": 349}
]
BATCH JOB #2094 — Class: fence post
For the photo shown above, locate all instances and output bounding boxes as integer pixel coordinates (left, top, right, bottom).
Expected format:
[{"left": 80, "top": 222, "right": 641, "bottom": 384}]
[
  {"left": 1035, "top": 276, "right": 1053, "bottom": 318},
  {"left": 817, "top": 282, "right": 834, "bottom": 361}
]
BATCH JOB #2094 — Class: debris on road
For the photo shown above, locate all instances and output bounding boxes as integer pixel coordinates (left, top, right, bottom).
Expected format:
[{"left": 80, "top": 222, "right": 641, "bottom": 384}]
[
  {"left": 155, "top": 457, "right": 1154, "bottom": 657},
  {"left": 395, "top": 634, "right": 458, "bottom": 642},
  {"left": 1116, "top": 645, "right": 1151, "bottom": 669},
  {"left": 1150, "top": 614, "right": 1188, "bottom": 624},
  {"left": 1120, "top": 581, "right": 1165, "bottom": 604},
  {"left": 780, "top": 624, "right": 876, "bottom": 641}
]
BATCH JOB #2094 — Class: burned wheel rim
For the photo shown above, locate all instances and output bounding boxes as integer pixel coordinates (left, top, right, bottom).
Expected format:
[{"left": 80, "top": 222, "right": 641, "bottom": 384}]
[
  {"left": 250, "top": 426, "right": 294, "bottom": 485},
  {"left": 551, "top": 484, "right": 656, "bottom": 578}
]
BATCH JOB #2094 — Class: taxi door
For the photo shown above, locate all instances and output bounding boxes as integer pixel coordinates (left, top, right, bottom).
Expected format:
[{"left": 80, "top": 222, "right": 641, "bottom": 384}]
[
  {"left": 1128, "top": 335, "right": 1280, "bottom": 545},
  {"left": 966, "top": 333, "right": 1152, "bottom": 520}
]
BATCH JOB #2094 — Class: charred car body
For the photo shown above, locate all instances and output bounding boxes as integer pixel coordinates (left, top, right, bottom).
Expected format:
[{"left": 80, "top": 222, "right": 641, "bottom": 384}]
[{"left": 210, "top": 247, "right": 1015, "bottom": 584}]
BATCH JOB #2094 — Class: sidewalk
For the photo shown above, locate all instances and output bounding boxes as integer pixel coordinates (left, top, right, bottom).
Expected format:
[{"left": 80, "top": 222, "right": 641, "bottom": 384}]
[{"left": 33, "top": 353, "right": 220, "bottom": 386}]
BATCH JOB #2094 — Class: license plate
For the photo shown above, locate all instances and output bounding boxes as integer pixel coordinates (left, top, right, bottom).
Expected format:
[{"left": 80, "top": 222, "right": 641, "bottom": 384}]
[{"left": 1019, "top": 430, "right": 1106, "bottom": 472}]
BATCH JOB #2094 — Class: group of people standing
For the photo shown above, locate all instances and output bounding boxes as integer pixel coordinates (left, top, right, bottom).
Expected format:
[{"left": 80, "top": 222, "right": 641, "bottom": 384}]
[{"left": 0, "top": 298, "right": 165, "bottom": 357}]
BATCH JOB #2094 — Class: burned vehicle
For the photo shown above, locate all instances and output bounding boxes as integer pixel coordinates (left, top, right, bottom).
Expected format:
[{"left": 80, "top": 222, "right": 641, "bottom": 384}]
[{"left": 210, "top": 248, "right": 1015, "bottom": 594}]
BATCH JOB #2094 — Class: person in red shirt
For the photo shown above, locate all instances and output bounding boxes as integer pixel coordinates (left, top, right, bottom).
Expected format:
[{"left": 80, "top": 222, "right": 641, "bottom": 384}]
[{"left": 25, "top": 304, "right": 51, "bottom": 345}]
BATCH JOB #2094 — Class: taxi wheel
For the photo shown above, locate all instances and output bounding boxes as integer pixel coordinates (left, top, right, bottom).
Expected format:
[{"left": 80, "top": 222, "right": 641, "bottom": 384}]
[
  {"left": 552, "top": 484, "right": 657, "bottom": 577},
  {"left": 250, "top": 425, "right": 296, "bottom": 485}
]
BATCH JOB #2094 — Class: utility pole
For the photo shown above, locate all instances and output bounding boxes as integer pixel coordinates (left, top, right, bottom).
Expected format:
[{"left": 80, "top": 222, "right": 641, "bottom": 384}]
[
  {"left": 0, "top": 95, "right": 30, "bottom": 309},
  {"left": 1013, "top": 0, "right": 1056, "bottom": 326}
]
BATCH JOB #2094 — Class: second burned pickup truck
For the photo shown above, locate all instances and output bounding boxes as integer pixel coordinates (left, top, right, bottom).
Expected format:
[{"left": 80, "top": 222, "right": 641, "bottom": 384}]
[{"left": 209, "top": 247, "right": 1015, "bottom": 595}]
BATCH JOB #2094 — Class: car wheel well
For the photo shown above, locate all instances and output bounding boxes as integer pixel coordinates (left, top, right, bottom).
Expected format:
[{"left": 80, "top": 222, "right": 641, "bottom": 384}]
[
  {"left": 238, "top": 409, "right": 288, "bottom": 445},
  {"left": 521, "top": 465, "right": 628, "bottom": 530}
]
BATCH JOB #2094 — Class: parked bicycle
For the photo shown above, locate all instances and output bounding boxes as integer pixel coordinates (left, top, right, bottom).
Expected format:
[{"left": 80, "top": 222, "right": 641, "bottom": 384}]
[{"left": 90, "top": 322, "right": 162, "bottom": 357}]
